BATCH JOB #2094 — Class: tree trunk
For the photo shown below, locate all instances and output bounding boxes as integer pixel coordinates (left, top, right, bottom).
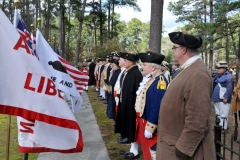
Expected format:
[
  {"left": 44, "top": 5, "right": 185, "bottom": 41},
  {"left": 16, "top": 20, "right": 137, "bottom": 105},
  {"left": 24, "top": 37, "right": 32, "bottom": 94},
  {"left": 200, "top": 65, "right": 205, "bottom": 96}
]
[
  {"left": 231, "top": 34, "right": 237, "bottom": 56},
  {"left": 44, "top": 0, "right": 51, "bottom": 40},
  {"left": 107, "top": 1, "right": 111, "bottom": 39},
  {"left": 99, "top": 0, "right": 103, "bottom": 46},
  {"left": 204, "top": 2, "right": 208, "bottom": 65},
  {"left": 2, "top": 0, "right": 6, "bottom": 12},
  {"left": 209, "top": 0, "right": 214, "bottom": 69},
  {"left": 149, "top": 0, "right": 164, "bottom": 54},
  {"left": 236, "top": 31, "right": 240, "bottom": 81},
  {"left": 35, "top": 0, "right": 39, "bottom": 28},
  {"left": 111, "top": 2, "right": 114, "bottom": 39},
  {"left": 75, "top": 0, "right": 87, "bottom": 65}
]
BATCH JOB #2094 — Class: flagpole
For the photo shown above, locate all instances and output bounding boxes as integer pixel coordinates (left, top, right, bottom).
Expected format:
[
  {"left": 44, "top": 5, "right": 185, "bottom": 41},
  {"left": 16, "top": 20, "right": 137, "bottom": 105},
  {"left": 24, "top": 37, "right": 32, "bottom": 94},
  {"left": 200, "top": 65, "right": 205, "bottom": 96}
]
[{"left": 6, "top": 115, "right": 11, "bottom": 160}]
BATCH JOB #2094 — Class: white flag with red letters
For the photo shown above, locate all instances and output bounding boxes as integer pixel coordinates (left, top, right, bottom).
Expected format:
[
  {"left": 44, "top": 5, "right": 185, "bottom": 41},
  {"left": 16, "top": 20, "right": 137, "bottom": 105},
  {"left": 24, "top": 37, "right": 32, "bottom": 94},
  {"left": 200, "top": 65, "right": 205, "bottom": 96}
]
[{"left": 0, "top": 9, "right": 83, "bottom": 153}]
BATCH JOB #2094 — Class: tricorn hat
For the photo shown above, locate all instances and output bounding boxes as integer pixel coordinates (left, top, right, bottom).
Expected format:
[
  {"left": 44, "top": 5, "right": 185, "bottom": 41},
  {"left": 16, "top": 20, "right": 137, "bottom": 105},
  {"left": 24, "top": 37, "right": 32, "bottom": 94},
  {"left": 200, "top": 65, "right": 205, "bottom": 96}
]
[
  {"left": 124, "top": 53, "right": 139, "bottom": 62},
  {"left": 168, "top": 32, "right": 202, "bottom": 49},
  {"left": 86, "top": 59, "right": 92, "bottom": 62},
  {"left": 138, "top": 52, "right": 165, "bottom": 65},
  {"left": 119, "top": 52, "right": 127, "bottom": 58},
  {"left": 112, "top": 59, "right": 119, "bottom": 66}
]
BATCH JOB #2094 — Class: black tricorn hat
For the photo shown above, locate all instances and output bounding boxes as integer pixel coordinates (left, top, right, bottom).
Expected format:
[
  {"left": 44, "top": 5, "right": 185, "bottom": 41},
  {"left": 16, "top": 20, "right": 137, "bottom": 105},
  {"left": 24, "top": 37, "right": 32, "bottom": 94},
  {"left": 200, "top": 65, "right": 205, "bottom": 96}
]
[
  {"left": 138, "top": 52, "right": 165, "bottom": 65},
  {"left": 124, "top": 53, "right": 139, "bottom": 62},
  {"left": 86, "top": 59, "right": 92, "bottom": 62},
  {"left": 119, "top": 52, "right": 127, "bottom": 58},
  {"left": 112, "top": 59, "right": 119, "bottom": 66},
  {"left": 168, "top": 32, "right": 202, "bottom": 49}
]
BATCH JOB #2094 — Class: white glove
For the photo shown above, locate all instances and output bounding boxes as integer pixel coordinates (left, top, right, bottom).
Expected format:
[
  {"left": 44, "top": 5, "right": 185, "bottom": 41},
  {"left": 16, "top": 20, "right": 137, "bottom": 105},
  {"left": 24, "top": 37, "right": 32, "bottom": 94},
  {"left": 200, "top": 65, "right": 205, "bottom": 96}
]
[{"left": 144, "top": 130, "right": 153, "bottom": 139}]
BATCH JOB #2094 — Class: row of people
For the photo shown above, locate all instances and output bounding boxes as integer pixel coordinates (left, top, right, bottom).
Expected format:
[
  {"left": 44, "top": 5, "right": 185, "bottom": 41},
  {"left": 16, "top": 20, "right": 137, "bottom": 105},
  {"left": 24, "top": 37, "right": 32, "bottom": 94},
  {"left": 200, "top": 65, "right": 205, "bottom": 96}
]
[
  {"left": 90, "top": 31, "right": 216, "bottom": 160},
  {"left": 96, "top": 32, "right": 216, "bottom": 160}
]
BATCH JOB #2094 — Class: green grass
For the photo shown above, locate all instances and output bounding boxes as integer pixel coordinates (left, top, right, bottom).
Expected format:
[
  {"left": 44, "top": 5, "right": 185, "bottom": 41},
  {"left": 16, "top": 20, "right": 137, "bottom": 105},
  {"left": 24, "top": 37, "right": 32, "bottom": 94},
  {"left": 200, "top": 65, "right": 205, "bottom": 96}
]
[
  {"left": 87, "top": 88, "right": 144, "bottom": 160},
  {"left": 0, "top": 115, "right": 38, "bottom": 160}
]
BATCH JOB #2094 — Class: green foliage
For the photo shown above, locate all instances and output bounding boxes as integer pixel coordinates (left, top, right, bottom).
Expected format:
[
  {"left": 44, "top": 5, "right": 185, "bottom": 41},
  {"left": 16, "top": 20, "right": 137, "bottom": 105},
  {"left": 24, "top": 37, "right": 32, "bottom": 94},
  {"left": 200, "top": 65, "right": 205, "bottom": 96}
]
[{"left": 93, "top": 39, "right": 123, "bottom": 58}]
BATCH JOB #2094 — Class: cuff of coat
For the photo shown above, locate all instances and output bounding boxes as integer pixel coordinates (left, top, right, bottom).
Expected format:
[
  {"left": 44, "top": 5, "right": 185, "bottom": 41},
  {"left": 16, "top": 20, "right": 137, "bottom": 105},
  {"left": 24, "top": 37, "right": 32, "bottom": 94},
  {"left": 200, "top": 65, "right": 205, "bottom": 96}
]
[
  {"left": 145, "top": 121, "right": 157, "bottom": 133},
  {"left": 175, "top": 132, "right": 204, "bottom": 157}
]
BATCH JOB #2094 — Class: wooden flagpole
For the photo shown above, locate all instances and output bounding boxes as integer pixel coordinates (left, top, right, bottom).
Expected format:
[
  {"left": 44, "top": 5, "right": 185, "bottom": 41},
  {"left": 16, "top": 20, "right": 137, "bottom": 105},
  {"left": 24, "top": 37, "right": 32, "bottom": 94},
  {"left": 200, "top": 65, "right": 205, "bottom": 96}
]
[{"left": 6, "top": 115, "right": 11, "bottom": 160}]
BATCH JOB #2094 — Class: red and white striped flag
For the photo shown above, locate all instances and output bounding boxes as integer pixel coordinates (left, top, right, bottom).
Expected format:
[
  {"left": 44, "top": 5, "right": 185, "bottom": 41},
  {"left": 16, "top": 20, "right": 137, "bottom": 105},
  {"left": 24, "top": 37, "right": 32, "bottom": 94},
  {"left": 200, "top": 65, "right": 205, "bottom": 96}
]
[{"left": 58, "top": 56, "right": 89, "bottom": 95}]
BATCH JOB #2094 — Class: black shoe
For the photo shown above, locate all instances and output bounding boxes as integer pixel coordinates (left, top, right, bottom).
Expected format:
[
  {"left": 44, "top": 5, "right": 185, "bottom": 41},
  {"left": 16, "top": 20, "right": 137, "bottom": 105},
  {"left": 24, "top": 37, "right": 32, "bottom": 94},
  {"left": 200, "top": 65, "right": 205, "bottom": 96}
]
[
  {"left": 103, "top": 101, "right": 108, "bottom": 104},
  {"left": 118, "top": 138, "right": 130, "bottom": 144},
  {"left": 97, "top": 95, "right": 102, "bottom": 97},
  {"left": 117, "top": 136, "right": 123, "bottom": 141},
  {"left": 120, "top": 150, "right": 131, "bottom": 155},
  {"left": 124, "top": 153, "right": 140, "bottom": 159},
  {"left": 84, "top": 89, "right": 88, "bottom": 92},
  {"left": 99, "top": 98, "right": 106, "bottom": 101}
]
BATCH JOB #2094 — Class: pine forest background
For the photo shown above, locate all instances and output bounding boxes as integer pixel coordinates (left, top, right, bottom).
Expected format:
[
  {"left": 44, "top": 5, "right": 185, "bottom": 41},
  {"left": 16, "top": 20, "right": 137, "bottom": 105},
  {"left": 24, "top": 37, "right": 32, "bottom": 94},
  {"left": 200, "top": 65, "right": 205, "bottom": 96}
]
[{"left": 0, "top": 0, "right": 240, "bottom": 72}]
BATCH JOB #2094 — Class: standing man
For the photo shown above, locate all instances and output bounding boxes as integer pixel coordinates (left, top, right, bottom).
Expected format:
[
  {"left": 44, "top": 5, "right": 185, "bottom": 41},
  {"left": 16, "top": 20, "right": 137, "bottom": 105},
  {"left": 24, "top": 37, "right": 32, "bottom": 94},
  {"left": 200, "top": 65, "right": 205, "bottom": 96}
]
[
  {"left": 85, "top": 59, "right": 96, "bottom": 92},
  {"left": 115, "top": 53, "right": 143, "bottom": 159},
  {"left": 133, "top": 52, "right": 167, "bottom": 160},
  {"left": 212, "top": 61, "right": 232, "bottom": 130},
  {"left": 156, "top": 32, "right": 216, "bottom": 160},
  {"left": 170, "top": 61, "right": 180, "bottom": 79}
]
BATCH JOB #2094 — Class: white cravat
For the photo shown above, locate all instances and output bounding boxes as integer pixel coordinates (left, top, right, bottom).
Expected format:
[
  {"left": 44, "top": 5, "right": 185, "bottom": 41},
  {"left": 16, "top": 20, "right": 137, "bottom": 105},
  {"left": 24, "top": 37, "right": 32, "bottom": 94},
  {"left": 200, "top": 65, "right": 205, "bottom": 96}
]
[
  {"left": 136, "top": 74, "right": 151, "bottom": 96},
  {"left": 180, "top": 55, "right": 201, "bottom": 70}
]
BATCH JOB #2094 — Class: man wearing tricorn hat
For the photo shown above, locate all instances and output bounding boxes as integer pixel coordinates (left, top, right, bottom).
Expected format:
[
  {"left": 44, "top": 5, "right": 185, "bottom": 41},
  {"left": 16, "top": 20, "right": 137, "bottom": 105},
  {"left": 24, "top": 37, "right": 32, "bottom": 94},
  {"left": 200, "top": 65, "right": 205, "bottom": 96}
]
[
  {"left": 114, "top": 53, "right": 143, "bottom": 159},
  {"left": 131, "top": 52, "right": 167, "bottom": 160},
  {"left": 156, "top": 32, "right": 216, "bottom": 160}
]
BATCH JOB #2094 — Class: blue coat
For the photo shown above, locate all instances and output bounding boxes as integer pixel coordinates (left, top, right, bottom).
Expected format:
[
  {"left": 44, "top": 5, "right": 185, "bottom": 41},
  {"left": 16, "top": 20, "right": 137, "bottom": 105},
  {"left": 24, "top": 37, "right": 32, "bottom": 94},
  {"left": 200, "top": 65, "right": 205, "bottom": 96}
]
[
  {"left": 106, "top": 69, "right": 121, "bottom": 120},
  {"left": 142, "top": 75, "right": 168, "bottom": 150},
  {"left": 211, "top": 71, "right": 232, "bottom": 103}
]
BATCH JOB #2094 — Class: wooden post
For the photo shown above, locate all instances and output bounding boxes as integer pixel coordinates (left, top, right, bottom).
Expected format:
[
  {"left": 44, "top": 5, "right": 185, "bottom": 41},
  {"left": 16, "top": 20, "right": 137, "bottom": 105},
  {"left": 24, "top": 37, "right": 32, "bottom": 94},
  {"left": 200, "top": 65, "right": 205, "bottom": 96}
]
[{"left": 6, "top": 115, "right": 11, "bottom": 160}]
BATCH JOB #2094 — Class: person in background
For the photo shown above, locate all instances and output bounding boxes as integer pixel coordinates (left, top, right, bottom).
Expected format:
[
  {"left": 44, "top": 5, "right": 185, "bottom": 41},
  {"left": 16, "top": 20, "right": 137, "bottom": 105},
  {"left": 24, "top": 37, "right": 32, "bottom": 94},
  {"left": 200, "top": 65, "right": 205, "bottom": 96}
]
[
  {"left": 212, "top": 61, "right": 232, "bottom": 131},
  {"left": 161, "top": 61, "right": 170, "bottom": 83},
  {"left": 156, "top": 32, "right": 216, "bottom": 160},
  {"left": 170, "top": 61, "right": 180, "bottom": 79},
  {"left": 85, "top": 59, "right": 96, "bottom": 92},
  {"left": 134, "top": 52, "right": 167, "bottom": 160},
  {"left": 98, "top": 58, "right": 105, "bottom": 99},
  {"left": 106, "top": 59, "right": 121, "bottom": 121},
  {"left": 94, "top": 58, "right": 101, "bottom": 92}
]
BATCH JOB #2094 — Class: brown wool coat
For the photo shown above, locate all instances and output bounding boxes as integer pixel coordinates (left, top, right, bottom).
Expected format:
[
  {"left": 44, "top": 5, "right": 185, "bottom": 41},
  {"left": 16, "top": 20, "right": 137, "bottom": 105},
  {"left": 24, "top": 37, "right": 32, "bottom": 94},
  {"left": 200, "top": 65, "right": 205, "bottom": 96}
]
[
  {"left": 156, "top": 60, "right": 216, "bottom": 160},
  {"left": 231, "top": 79, "right": 240, "bottom": 114}
]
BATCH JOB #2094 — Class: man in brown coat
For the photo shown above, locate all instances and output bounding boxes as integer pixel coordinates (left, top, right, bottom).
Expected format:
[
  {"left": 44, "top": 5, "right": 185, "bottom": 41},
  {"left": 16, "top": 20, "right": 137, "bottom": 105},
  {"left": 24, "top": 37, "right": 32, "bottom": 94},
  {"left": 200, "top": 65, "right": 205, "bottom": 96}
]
[{"left": 156, "top": 32, "right": 216, "bottom": 160}]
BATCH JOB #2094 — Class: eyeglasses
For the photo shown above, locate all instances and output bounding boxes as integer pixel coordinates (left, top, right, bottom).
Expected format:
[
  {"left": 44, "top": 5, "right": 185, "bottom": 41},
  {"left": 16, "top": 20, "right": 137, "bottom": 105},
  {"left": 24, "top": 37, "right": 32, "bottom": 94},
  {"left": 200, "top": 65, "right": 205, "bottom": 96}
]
[{"left": 172, "top": 46, "right": 182, "bottom": 50}]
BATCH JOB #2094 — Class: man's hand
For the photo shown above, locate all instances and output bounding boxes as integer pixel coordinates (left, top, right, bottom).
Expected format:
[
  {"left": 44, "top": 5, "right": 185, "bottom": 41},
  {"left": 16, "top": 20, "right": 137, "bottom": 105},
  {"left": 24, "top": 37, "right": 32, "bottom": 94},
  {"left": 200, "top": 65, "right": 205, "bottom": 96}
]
[
  {"left": 223, "top": 98, "right": 227, "bottom": 103},
  {"left": 144, "top": 130, "right": 152, "bottom": 139},
  {"left": 175, "top": 148, "right": 189, "bottom": 160}
]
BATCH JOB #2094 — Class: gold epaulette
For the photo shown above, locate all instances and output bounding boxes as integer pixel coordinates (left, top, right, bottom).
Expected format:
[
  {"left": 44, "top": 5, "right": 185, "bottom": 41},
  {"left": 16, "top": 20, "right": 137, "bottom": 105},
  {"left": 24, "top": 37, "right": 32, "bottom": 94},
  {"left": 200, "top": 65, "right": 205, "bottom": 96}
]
[{"left": 157, "top": 75, "right": 166, "bottom": 90}]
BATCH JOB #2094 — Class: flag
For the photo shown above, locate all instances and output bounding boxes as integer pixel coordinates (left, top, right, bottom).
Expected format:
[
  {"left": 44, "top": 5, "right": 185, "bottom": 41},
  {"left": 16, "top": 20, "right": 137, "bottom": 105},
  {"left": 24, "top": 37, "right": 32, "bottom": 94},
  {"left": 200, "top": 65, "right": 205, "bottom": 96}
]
[
  {"left": 57, "top": 56, "right": 89, "bottom": 95},
  {"left": 36, "top": 29, "right": 83, "bottom": 112},
  {"left": 1, "top": 9, "right": 83, "bottom": 153}
]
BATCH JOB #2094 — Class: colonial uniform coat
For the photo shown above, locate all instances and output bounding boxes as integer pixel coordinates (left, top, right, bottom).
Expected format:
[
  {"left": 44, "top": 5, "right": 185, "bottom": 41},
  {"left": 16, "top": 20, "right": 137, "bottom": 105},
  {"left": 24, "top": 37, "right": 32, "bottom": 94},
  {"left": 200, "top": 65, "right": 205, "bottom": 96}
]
[
  {"left": 115, "top": 65, "right": 143, "bottom": 142},
  {"left": 135, "top": 70, "right": 167, "bottom": 160},
  {"left": 156, "top": 60, "right": 216, "bottom": 160}
]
